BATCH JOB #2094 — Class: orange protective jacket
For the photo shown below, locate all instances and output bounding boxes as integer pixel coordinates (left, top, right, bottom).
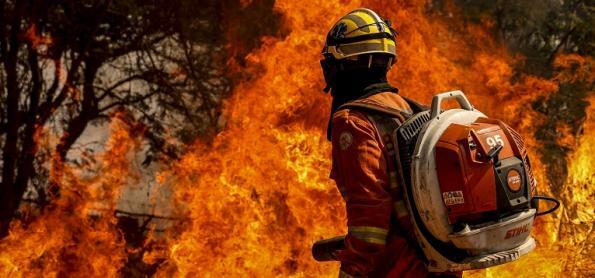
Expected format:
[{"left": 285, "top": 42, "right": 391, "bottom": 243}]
[{"left": 330, "top": 90, "right": 429, "bottom": 277}]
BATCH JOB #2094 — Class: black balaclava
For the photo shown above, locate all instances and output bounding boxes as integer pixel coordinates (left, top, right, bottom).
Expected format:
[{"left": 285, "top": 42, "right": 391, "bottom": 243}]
[{"left": 326, "top": 66, "right": 396, "bottom": 140}]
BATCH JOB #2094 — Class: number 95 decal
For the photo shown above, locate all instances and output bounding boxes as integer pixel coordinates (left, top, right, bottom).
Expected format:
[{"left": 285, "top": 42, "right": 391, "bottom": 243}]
[{"left": 486, "top": 134, "right": 505, "bottom": 148}]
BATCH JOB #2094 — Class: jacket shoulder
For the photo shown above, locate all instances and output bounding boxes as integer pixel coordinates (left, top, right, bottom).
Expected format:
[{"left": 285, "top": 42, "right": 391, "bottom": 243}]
[{"left": 331, "top": 108, "right": 374, "bottom": 129}]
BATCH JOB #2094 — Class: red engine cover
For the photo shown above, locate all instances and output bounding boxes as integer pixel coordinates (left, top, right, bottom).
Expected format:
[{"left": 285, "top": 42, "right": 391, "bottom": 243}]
[{"left": 435, "top": 118, "right": 517, "bottom": 224}]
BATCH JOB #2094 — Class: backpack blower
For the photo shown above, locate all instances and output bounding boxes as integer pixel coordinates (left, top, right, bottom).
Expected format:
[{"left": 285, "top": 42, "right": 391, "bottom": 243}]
[
  {"left": 395, "top": 90, "right": 559, "bottom": 272},
  {"left": 313, "top": 90, "right": 560, "bottom": 272}
]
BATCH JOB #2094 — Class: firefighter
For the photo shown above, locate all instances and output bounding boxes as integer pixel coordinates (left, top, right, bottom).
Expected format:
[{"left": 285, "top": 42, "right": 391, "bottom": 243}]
[{"left": 314, "top": 8, "right": 460, "bottom": 277}]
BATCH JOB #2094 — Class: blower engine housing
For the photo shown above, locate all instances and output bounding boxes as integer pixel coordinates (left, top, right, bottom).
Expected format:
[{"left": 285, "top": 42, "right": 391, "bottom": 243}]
[{"left": 395, "top": 91, "right": 540, "bottom": 272}]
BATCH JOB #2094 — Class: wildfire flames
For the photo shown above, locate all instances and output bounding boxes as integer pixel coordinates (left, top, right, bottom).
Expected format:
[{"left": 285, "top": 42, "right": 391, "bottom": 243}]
[
  {"left": 0, "top": 0, "right": 593, "bottom": 277},
  {"left": 0, "top": 115, "right": 140, "bottom": 276}
]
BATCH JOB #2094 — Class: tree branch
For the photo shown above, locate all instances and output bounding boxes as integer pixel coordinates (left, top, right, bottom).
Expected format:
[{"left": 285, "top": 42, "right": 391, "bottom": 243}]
[
  {"left": 114, "top": 209, "right": 190, "bottom": 221},
  {"left": 56, "top": 59, "right": 101, "bottom": 159},
  {"left": 38, "top": 0, "right": 113, "bottom": 126},
  {"left": 99, "top": 89, "right": 159, "bottom": 113},
  {"left": 97, "top": 74, "right": 145, "bottom": 101},
  {"left": 547, "top": 26, "right": 576, "bottom": 65}
]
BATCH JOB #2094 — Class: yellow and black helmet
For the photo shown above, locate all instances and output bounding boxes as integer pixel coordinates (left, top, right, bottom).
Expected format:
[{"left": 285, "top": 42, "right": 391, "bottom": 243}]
[
  {"left": 320, "top": 8, "right": 397, "bottom": 93},
  {"left": 322, "top": 8, "right": 397, "bottom": 61}
]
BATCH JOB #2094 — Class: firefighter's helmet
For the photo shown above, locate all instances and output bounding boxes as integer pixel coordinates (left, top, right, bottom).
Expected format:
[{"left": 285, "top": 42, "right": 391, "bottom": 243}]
[
  {"left": 321, "top": 8, "right": 397, "bottom": 93},
  {"left": 322, "top": 8, "right": 397, "bottom": 60}
]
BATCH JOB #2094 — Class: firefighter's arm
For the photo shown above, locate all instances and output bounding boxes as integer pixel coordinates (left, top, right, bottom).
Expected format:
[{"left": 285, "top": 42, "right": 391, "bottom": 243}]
[{"left": 330, "top": 110, "right": 393, "bottom": 277}]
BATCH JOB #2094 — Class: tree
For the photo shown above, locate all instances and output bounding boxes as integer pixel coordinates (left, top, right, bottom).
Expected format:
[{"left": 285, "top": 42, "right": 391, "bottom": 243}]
[
  {"left": 452, "top": 0, "right": 594, "bottom": 75},
  {"left": 0, "top": 0, "right": 232, "bottom": 237}
]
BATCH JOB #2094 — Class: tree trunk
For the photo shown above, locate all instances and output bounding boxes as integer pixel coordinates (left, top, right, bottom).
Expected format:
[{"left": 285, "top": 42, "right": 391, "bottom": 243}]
[
  {"left": 11, "top": 48, "right": 44, "bottom": 221},
  {"left": 55, "top": 61, "right": 100, "bottom": 160},
  {"left": 0, "top": 1, "right": 25, "bottom": 238}
]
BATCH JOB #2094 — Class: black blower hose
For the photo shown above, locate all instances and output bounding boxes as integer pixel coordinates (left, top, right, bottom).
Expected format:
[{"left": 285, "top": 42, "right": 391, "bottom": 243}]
[{"left": 532, "top": 195, "right": 561, "bottom": 217}]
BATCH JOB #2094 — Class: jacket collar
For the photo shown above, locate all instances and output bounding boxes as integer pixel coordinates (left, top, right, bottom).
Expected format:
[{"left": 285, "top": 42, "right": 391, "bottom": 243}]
[{"left": 361, "top": 82, "right": 399, "bottom": 98}]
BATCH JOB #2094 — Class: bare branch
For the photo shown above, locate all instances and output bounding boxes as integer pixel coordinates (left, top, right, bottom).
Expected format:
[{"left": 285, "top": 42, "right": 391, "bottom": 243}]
[
  {"left": 97, "top": 74, "right": 145, "bottom": 101},
  {"left": 99, "top": 89, "right": 160, "bottom": 113}
]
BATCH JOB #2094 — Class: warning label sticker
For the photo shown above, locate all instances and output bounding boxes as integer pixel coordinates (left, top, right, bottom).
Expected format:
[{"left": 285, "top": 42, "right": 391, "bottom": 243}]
[{"left": 442, "top": 191, "right": 465, "bottom": 206}]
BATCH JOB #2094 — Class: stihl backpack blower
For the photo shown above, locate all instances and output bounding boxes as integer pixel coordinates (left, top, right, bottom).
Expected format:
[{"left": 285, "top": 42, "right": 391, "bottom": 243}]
[
  {"left": 313, "top": 90, "right": 559, "bottom": 272},
  {"left": 395, "top": 90, "right": 559, "bottom": 271}
]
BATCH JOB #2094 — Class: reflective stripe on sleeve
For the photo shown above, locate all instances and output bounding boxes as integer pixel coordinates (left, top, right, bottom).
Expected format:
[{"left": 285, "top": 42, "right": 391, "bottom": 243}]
[{"left": 348, "top": 226, "right": 388, "bottom": 245}]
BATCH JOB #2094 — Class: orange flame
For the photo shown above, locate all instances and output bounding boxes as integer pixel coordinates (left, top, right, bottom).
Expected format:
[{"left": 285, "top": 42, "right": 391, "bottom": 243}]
[
  {"left": 0, "top": 1, "right": 592, "bottom": 277},
  {"left": 0, "top": 115, "right": 141, "bottom": 276},
  {"left": 22, "top": 24, "right": 53, "bottom": 56},
  {"left": 153, "top": 0, "right": 591, "bottom": 277}
]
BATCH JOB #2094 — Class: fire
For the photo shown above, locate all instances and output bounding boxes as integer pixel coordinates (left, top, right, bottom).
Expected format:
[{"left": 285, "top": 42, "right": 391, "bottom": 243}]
[
  {"left": 0, "top": 115, "right": 140, "bottom": 277},
  {"left": 145, "top": 0, "right": 584, "bottom": 277},
  {"left": 0, "top": 0, "right": 592, "bottom": 277},
  {"left": 154, "top": 0, "right": 591, "bottom": 276},
  {"left": 22, "top": 24, "right": 53, "bottom": 56}
]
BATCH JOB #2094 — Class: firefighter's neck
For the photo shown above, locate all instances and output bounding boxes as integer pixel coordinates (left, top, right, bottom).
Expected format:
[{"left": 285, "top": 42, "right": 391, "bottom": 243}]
[
  {"left": 326, "top": 69, "right": 389, "bottom": 141},
  {"left": 332, "top": 68, "right": 388, "bottom": 109}
]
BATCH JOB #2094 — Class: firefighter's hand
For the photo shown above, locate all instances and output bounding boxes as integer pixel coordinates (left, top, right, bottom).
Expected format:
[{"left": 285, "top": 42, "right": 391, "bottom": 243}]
[{"left": 312, "top": 236, "right": 345, "bottom": 261}]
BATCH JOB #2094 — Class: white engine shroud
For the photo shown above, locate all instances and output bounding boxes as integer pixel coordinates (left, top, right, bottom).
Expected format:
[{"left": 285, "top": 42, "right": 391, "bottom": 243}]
[{"left": 402, "top": 91, "right": 536, "bottom": 272}]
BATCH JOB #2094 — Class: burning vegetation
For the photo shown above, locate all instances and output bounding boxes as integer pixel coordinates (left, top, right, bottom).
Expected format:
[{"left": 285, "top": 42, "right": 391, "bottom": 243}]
[{"left": 0, "top": 0, "right": 593, "bottom": 277}]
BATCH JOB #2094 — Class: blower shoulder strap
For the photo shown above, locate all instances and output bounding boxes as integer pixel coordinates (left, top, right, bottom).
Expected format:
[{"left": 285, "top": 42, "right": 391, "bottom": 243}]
[
  {"left": 337, "top": 97, "right": 411, "bottom": 193},
  {"left": 337, "top": 95, "right": 428, "bottom": 119},
  {"left": 338, "top": 101, "right": 408, "bottom": 120},
  {"left": 337, "top": 96, "right": 429, "bottom": 260},
  {"left": 402, "top": 96, "right": 429, "bottom": 114},
  {"left": 339, "top": 96, "right": 422, "bottom": 214}
]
